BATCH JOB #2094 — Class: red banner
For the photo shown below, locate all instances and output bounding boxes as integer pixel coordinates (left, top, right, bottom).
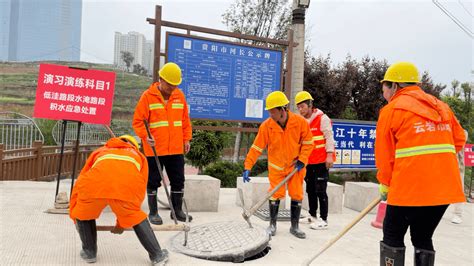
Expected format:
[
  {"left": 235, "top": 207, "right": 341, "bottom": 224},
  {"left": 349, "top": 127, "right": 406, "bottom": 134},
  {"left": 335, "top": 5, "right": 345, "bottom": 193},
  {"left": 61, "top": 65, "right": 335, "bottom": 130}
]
[
  {"left": 33, "top": 64, "right": 116, "bottom": 125},
  {"left": 465, "top": 144, "right": 474, "bottom": 167}
]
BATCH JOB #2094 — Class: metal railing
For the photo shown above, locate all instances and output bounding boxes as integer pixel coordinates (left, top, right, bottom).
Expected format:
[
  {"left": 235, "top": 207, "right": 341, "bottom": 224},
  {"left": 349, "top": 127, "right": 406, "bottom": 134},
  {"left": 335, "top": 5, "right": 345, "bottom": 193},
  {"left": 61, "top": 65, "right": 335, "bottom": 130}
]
[
  {"left": 0, "top": 112, "right": 44, "bottom": 151},
  {"left": 51, "top": 120, "right": 133, "bottom": 145}
]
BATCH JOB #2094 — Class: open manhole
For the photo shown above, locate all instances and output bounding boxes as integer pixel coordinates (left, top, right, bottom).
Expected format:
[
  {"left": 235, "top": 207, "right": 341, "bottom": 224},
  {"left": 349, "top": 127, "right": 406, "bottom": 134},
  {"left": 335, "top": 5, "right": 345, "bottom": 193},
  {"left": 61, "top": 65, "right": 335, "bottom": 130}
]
[{"left": 170, "top": 221, "right": 270, "bottom": 262}]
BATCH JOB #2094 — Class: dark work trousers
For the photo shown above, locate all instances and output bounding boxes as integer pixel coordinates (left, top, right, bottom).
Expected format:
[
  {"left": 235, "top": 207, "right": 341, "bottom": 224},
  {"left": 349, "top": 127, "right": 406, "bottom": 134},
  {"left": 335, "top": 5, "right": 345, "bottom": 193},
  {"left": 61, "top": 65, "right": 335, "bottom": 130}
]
[
  {"left": 383, "top": 204, "right": 448, "bottom": 251},
  {"left": 146, "top": 154, "right": 185, "bottom": 192},
  {"left": 305, "top": 163, "right": 329, "bottom": 221}
]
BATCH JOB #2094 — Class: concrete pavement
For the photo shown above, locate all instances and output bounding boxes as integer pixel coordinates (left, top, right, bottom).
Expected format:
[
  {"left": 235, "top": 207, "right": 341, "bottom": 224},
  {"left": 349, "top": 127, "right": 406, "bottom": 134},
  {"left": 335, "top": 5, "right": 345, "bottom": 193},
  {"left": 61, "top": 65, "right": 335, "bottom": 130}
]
[{"left": 1, "top": 180, "right": 472, "bottom": 265}]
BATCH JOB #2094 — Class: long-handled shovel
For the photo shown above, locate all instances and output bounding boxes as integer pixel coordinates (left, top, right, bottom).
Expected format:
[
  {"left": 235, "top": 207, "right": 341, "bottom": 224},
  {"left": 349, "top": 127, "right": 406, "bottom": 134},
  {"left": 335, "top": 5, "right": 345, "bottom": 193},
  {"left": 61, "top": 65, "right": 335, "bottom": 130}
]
[
  {"left": 97, "top": 223, "right": 190, "bottom": 232},
  {"left": 143, "top": 119, "right": 178, "bottom": 225},
  {"left": 241, "top": 168, "right": 298, "bottom": 228},
  {"left": 302, "top": 197, "right": 381, "bottom": 265},
  {"left": 143, "top": 120, "right": 191, "bottom": 246}
]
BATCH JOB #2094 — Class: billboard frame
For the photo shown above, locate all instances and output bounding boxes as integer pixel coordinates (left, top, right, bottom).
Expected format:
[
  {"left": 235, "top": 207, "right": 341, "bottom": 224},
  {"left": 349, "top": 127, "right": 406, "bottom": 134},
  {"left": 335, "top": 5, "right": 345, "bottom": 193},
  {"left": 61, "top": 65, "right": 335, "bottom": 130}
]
[{"left": 147, "top": 5, "right": 295, "bottom": 132}]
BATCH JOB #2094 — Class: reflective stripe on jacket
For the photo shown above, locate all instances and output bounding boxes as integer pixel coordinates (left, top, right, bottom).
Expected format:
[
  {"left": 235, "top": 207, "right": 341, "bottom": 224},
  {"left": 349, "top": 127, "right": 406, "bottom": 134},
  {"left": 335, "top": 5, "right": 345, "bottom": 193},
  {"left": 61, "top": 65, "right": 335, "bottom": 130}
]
[
  {"left": 132, "top": 82, "right": 192, "bottom": 156},
  {"left": 375, "top": 86, "right": 466, "bottom": 206},
  {"left": 244, "top": 111, "right": 314, "bottom": 173},
  {"left": 307, "top": 109, "right": 336, "bottom": 164},
  {"left": 70, "top": 138, "right": 148, "bottom": 214}
]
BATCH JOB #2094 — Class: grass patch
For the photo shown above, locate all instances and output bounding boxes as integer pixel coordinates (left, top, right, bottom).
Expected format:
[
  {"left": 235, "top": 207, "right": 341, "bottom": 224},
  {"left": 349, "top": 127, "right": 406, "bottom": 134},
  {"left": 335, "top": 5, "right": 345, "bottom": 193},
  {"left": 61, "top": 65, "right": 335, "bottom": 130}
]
[
  {"left": 0, "top": 73, "right": 38, "bottom": 88},
  {"left": 0, "top": 96, "right": 34, "bottom": 105}
]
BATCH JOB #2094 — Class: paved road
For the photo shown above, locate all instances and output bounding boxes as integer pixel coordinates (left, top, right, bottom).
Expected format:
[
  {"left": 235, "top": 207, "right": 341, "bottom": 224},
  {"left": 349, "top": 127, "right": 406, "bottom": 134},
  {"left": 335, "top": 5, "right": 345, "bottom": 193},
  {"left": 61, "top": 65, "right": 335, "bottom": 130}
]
[{"left": 1, "top": 180, "right": 472, "bottom": 265}]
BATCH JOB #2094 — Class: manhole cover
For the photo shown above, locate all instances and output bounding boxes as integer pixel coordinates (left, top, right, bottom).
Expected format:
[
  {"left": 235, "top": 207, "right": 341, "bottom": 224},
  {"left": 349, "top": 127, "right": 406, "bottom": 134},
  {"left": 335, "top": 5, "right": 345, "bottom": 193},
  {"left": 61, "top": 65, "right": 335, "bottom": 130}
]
[
  {"left": 170, "top": 221, "right": 270, "bottom": 262},
  {"left": 254, "top": 208, "right": 294, "bottom": 221}
]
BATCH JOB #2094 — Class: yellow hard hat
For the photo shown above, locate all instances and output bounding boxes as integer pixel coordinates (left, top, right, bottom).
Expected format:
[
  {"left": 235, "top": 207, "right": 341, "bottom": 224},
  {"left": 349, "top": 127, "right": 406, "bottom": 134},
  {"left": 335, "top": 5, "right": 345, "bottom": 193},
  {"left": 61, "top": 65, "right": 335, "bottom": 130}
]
[
  {"left": 265, "top": 91, "right": 289, "bottom": 110},
  {"left": 295, "top": 91, "right": 314, "bottom": 105},
  {"left": 381, "top": 62, "right": 420, "bottom": 83},
  {"left": 159, "top": 62, "right": 182, "bottom": 85},
  {"left": 119, "top": 135, "right": 139, "bottom": 149}
]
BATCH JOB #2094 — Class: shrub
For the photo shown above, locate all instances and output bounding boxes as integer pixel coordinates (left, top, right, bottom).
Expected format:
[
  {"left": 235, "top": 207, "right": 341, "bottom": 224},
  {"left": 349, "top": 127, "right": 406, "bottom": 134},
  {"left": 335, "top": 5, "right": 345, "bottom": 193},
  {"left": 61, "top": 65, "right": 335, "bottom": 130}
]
[
  {"left": 328, "top": 173, "right": 344, "bottom": 185},
  {"left": 203, "top": 161, "right": 244, "bottom": 188},
  {"left": 203, "top": 159, "right": 269, "bottom": 187},
  {"left": 251, "top": 159, "right": 268, "bottom": 176},
  {"left": 185, "top": 121, "right": 232, "bottom": 173}
]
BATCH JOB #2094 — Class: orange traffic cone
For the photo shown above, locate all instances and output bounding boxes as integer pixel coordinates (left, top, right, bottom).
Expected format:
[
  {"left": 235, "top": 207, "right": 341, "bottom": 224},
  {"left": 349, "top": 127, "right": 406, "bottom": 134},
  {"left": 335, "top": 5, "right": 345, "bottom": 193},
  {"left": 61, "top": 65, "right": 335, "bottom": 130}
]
[{"left": 371, "top": 201, "right": 387, "bottom": 229}]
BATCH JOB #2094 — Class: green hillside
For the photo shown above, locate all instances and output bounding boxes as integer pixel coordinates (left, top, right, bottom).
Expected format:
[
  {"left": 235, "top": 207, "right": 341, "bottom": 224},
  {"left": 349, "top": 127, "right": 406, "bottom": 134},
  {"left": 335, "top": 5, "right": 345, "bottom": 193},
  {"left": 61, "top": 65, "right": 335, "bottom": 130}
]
[{"left": 0, "top": 61, "right": 152, "bottom": 120}]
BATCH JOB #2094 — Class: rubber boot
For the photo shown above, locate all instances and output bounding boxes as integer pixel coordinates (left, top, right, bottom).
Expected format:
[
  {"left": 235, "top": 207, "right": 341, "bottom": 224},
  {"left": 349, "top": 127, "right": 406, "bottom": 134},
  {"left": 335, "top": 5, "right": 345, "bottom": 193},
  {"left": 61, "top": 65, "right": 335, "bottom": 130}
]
[
  {"left": 170, "top": 191, "right": 193, "bottom": 222},
  {"left": 133, "top": 219, "right": 169, "bottom": 265},
  {"left": 147, "top": 189, "right": 163, "bottom": 225},
  {"left": 414, "top": 248, "right": 435, "bottom": 266},
  {"left": 289, "top": 200, "right": 306, "bottom": 239},
  {"left": 76, "top": 219, "right": 97, "bottom": 263},
  {"left": 267, "top": 199, "right": 280, "bottom": 236},
  {"left": 380, "top": 241, "right": 405, "bottom": 266}
]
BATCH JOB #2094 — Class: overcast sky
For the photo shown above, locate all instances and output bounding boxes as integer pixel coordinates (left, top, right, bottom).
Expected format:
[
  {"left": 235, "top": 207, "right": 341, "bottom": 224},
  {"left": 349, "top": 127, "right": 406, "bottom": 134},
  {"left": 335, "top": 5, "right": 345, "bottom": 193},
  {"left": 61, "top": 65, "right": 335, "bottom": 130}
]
[{"left": 81, "top": 0, "right": 472, "bottom": 86}]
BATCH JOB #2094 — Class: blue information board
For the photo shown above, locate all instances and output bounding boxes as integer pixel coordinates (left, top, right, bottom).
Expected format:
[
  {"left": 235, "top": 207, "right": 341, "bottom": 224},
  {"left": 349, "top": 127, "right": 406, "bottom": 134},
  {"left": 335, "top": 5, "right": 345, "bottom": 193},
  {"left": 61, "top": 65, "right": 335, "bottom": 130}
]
[
  {"left": 166, "top": 33, "right": 283, "bottom": 122},
  {"left": 332, "top": 121, "right": 376, "bottom": 169}
]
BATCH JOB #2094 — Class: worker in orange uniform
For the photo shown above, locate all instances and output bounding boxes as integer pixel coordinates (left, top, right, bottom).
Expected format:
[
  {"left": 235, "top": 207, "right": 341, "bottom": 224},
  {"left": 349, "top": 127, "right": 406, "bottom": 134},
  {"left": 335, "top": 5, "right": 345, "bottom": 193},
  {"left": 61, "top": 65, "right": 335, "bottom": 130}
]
[
  {"left": 242, "top": 91, "right": 314, "bottom": 239},
  {"left": 133, "top": 62, "right": 193, "bottom": 225},
  {"left": 295, "top": 91, "right": 335, "bottom": 230},
  {"left": 69, "top": 135, "right": 168, "bottom": 265},
  {"left": 376, "top": 62, "right": 466, "bottom": 266}
]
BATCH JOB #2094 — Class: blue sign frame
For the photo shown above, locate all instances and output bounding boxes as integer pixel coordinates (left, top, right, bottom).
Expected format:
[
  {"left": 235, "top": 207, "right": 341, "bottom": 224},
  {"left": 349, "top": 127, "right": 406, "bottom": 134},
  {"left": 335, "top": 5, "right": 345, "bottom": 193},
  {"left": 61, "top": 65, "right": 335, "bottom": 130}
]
[
  {"left": 166, "top": 33, "right": 283, "bottom": 122},
  {"left": 332, "top": 120, "right": 376, "bottom": 169}
]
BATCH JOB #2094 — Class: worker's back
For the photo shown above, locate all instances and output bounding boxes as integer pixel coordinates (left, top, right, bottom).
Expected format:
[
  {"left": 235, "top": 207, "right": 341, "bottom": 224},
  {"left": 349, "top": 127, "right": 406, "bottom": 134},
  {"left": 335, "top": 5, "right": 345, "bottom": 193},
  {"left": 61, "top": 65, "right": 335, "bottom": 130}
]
[
  {"left": 73, "top": 138, "right": 148, "bottom": 203},
  {"left": 376, "top": 85, "right": 466, "bottom": 206}
]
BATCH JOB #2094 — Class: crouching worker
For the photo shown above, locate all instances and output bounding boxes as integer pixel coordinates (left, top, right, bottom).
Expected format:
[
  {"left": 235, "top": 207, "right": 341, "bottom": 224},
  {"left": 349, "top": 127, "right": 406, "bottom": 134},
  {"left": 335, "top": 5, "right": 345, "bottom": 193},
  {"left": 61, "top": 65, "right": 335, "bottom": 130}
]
[{"left": 69, "top": 135, "right": 168, "bottom": 265}]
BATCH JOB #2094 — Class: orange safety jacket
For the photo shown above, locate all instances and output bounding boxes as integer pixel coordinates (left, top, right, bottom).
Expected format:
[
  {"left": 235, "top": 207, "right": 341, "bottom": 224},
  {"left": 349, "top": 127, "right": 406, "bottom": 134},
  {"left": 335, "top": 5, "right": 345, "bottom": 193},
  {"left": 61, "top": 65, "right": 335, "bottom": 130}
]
[
  {"left": 244, "top": 111, "right": 314, "bottom": 173},
  {"left": 375, "top": 86, "right": 466, "bottom": 206},
  {"left": 133, "top": 82, "right": 192, "bottom": 156},
  {"left": 70, "top": 138, "right": 148, "bottom": 213},
  {"left": 307, "top": 109, "right": 336, "bottom": 164}
]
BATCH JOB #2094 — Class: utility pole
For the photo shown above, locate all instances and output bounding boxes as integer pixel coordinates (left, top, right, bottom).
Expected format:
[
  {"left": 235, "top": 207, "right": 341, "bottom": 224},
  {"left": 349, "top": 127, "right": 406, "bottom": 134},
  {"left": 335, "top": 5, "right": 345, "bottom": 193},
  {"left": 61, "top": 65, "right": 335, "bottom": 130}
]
[{"left": 290, "top": 0, "right": 310, "bottom": 112}]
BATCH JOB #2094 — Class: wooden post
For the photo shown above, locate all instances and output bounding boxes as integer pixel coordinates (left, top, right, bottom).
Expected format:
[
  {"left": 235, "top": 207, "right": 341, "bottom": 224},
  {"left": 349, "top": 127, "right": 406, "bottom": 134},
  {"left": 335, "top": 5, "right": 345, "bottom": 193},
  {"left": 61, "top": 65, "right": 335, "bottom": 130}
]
[
  {"left": 33, "top": 141, "right": 43, "bottom": 180},
  {"left": 152, "top": 5, "right": 162, "bottom": 82},
  {"left": 0, "top": 144, "right": 4, "bottom": 180}
]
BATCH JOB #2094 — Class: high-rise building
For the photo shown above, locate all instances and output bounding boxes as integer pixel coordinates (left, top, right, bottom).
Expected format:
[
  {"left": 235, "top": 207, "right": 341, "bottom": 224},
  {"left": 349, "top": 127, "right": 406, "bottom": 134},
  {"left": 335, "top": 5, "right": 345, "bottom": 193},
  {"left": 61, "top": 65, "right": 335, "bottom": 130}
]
[
  {"left": 0, "top": 1, "right": 12, "bottom": 60},
  {"left": 0, "top": 0, "right": 82, "bottom": 62},
  {"left": 114, "top": 31, "right": 155, "bottom": 74},
  {"left": 143, "top": 40, "right": 154, "bottom": 75}
]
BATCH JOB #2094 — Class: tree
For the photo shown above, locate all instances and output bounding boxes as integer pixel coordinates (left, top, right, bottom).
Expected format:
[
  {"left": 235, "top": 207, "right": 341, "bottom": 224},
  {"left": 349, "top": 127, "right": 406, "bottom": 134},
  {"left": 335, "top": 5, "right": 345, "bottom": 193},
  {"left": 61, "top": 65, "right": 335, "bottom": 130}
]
[
  {"left": 120, "top": 51, "right": 134, "bottom": 72},
  {"left": 222, "top": 0, "right": 291, "bottom": 42},
  {"left": 133, "top": 64, "right": 148, "bottom": 76},
  {"left": 350, "top": 56, "right": 388, "bottom": 121},
  {"left": 420, "top": 72, "right": 446, "bottom": 98},
  {"left": 451, "top": 80, "right": 461, "bottom": 97},
  {"left": 303, "top": 55, "right": 454, "bottom": 122},
  {"left": 304, "top": 54, "right": 351, "bottom": 119},
  {"left": 222, "top": 0, "right": 292, "bottom": 162},
  {"left": 303, "top": 55, "right": 388, "bottom": 121},
  {"left": 443, "top": 82, "right": 473, "bottom": 143},
  {"left": 461, "top": 82, "right": 473, "bottom": 142}
]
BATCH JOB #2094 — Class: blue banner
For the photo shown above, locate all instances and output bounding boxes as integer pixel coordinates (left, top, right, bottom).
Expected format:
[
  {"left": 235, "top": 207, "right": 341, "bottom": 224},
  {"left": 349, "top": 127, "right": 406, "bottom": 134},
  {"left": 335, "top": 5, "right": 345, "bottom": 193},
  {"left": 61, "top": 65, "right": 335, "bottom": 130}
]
[
  {"left": 332, "top": 121, "right": 376, "bottom": 169},
  {"left": 166, "top": 33, "right": 283, "bottom": 122}
]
